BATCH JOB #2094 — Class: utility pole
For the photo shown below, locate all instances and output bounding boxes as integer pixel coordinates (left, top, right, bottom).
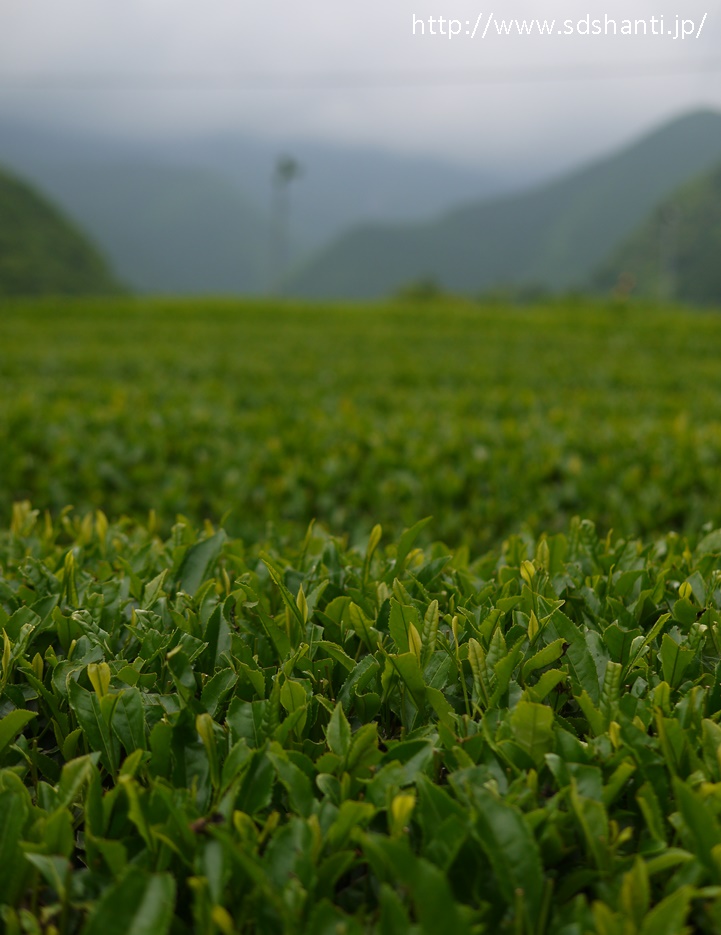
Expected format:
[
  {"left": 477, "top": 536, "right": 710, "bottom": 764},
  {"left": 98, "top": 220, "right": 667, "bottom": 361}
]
[
  {"left": 269, "top": 155, "right": 301, "bottom": 296},
  {"left": 658, "top": 205, "right": 678, "bottom": 304}
]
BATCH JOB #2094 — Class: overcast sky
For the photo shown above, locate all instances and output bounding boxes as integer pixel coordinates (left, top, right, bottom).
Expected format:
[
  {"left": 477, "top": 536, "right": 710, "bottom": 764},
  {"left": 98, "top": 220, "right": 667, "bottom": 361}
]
[{"left": 1, "top": 0, "right": 719, "bottom": 174}]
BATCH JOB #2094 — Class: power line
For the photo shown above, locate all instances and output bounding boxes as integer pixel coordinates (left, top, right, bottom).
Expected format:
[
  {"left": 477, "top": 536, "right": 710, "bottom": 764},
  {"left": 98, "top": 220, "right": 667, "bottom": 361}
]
[{"left": 0, "top": 59, "right": 719, "bottom": 92}]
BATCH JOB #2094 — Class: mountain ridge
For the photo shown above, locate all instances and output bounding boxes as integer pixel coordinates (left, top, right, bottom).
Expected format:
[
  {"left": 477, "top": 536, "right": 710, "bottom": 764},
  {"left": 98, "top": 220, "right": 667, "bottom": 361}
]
[
  {"left": 593, "top": 161, "right": 721, "bottom": 306},
  {"left": 286, "top": 109, "right": 721, "bottom": 299},
  {"left": 0, "top": 163, "right": 121, "bottom": 296},
  {"left": 0, "top": 117, "right": 514, "bottom": 294}
]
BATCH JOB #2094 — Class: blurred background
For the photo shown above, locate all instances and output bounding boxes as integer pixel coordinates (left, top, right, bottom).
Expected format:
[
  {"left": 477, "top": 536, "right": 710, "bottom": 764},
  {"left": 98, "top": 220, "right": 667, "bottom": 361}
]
[{"left": 1, "top": 0, "right": 721, "bottom": 305}]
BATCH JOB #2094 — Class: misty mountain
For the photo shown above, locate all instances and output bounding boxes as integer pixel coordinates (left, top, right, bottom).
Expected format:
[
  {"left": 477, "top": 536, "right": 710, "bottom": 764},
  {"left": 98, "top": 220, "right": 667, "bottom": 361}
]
[
  {"left": 32, "top": 163, "right": 269, "bottom": 294},
  {"left": 593, "top": 161, "right": 721, "bottom": 307},
  {"left": 286, "top": 109, "right": 721, "bottom": 300},
  {"left": 165, "top": 132, "right": 516, "bottom": 252},
  {"left": 0, "top": 163, "right": 119, "bottom": 296},
  {"left": 0, "top": 118, "right": 514, "bottom": 294}
]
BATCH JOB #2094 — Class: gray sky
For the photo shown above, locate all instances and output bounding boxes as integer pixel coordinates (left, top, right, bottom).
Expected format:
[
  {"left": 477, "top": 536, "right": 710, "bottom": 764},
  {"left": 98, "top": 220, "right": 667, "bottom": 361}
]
[{"left": 1, "top": 0, "right": 719, "bottom": 173}]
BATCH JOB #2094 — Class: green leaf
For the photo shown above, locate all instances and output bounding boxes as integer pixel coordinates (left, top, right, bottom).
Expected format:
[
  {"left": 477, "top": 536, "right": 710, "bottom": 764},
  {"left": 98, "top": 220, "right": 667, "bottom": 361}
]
[
  {"left": 521, "top": 637, "right": 566, "bottom": 679},
  {"left": 196, "top": 712, "right": 220, "bottom": 791},
  {"left": 389, "top": 600, "right": 421, "bottom": 655},
  {"left": 201, "top": 668, "right": 238, "bottom": 718},
  {"left": 337, "top": 654, "right": 381, "bottom": 710},
  {"left": 306, "top": 901, "right": 364, "bottom": 935},
  {"left": 548, "top": 609, "right": 600, "bottom": 703},
  {"left": 452, "top": 774, "right": 544, "bottom": 925},
  {"left": 0, "top": 709, "right": 37, "bottom": 757},
  {"left": 697, "top": 529, "right": 721, "bottom": 554},
  {"left": 626, "top": 613, "right": 670, "bottom": 673},
  {"left": 570, "top": 780, "right": 610, "bottom": 871},
  {"left": 166, "top": 649, "right": 197, "bottom": 703},
  {"left": 420, "top": 600, "right": 439, "bottom": 665},
  {"left": 236, "top": 661, "right": 266, "bottom": 700},
  {"left": 24, "top": 855, "right": 70, "bottom": 901},
  {"left": 88, "top": 661, "right": 112, "bottom": 698},
  {"left": 467, "top": 638, "right": 490, "bottom": 708},
  {"left": 602, "top": 760, "right": 636, "bottom": 807},
  {"left": 361, "top": 835, "right": 470, "bottom": 935},
  {"left": 600, "top": 660, "right": 622, "bottom": 719},
  {"left": 327, "top": 799, "right": 376, "bottom": 849},
  {"left": 315, "top": 640, "right": 356, "bottom": 672},
  {"left": 490, "top": 637, "right": 525, "bottom": 705},
  {"left": 387, "top": 517, "right": 433, "bottom": 582},
  {"left": 227, "top": 698, "right": 268, "bottom": 748},
  {"left": 638, "top": 885, "right": 694, "bottom": 935},
  {"left": 2, "top": 606, "right": 41, "bottom": 641},
  {"left": 261, "top": 557, "right": 305, "bottom": 629},
  {"left": 279, "top": 678, "right": 308, "bottom": 738},
  {"left": 254, "top": 603, "right": 292, "bottom": 659},
  {"left": 660, "top": 634, "right": 695, "bottom": 689},
  {"left": 347, "top": 602, "right": 380, "bottom": 652},
  {"left": 379, "top": 884, "right": 412, "bottom": 935},
  {"left": 280, "top": 678, "right": 308, "bottom": 714},
  {"left": 406, "top": 849, "right": 471, "bottom": 935},
  {"left": 176, "top": 531, "right": 226, "bottom": 595},
  {"left": 415, "top": 774, "right": 466, "bottom": 834},
  {"left": 636, "top": 781, "right": 667, "bottom": 846},
  {"left": 241, "top": 752, "right": 277, "bottom": 816},
  {"left": 674, "top": 777, "right": 721, "bottom": 881},
  {"left": 221, "top": 737, "right": 252, "bottom": 789},
  {"left": 384, "top": 653, "right": 427, "bottom": 711},
  {"left": 576, "top": 689, "right": 605, "bottom": 736},
  {"left": 82, "top": 868, "right": 176, "bottom": 935},
  {"left": 365, "top": 523, "right": 383, "bottom": 566},
  {"left": 119, "top": 775, "right": 154, "bottom": 852},
  {"left": 672, "top": 597, "right": 699, "bottom": 627},
  {"left": 68, "top": 680, "right": 118, "bottom": 774},
  {"left": 141, "top": 568, "right": 169, "bottom": 609},
  {"left": 426, "top": 686, "right": 456, "bottom": 728},
  {"left": 346, "top": 722, "right": 381, "bottom": 775},
  {"left": 267, "top": 743, "right": 314, "bottom": 817},
  {"left": 486, "top": 626, "right": 507, "bottom": 674},
  {"left": 56, "top": 754, "right": 99, "bottom": 810},
  {"left": 110, "top": 688, "right": 146, "bottom": 754},
  {"left": 199, "top": 604, "right": 230, "bottom": 674},
  {"left": 603, "top": 623, "right": 642, "bottom": 664},
  {"left": 619, "top": 857, "right": 650, "bottom": 928},
  {"left": 510, "top": 700, "right": 554, "bottom": 768},
  {"left": 525, "top": 668, "right": 566, "bottom": 702},
  {"left": 0, "top": 788, "right": 28, "bottom": 903},
  {"left": 326, "top": 702, "right": 351, "bottom": 758}
]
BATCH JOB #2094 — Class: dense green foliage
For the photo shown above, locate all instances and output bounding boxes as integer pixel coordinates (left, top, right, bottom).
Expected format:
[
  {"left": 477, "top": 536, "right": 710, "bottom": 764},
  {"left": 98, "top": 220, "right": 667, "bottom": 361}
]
[
  {"left": 594, "top": 163, "right": 721, "bottom": 307},
  {"left": 4, "top": 505, "right": 721, "bottom": 933},
  {"left": 0, "top": 167, "right": 120, "bottom": 297},
  {"left": 287, "top": 110, "right": 721, "bottom": 299},
  {"left": 4, "top": 297, "right": 721, "bottom": 932},
  {"left": 2, "top": 299, "right": 721, "bottom": 551}
]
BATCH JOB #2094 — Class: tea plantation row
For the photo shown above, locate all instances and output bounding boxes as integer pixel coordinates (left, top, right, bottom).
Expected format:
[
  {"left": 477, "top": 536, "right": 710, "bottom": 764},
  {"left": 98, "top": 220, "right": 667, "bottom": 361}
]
[
  {"left": 3, "top": 298, "right": 721, "bottom": 933},
  {"left": 3, "top": 506, "right": 721, "bottom": 932},
  {"left": 2, "top": 298, "right": 721, "bottom": 548}
]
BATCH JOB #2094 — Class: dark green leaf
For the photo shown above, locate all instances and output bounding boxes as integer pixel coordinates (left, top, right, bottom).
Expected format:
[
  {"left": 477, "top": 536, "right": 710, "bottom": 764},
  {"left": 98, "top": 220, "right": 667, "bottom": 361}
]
[{"left": 82, "top": 868, "right": 176, "bottom": 935}]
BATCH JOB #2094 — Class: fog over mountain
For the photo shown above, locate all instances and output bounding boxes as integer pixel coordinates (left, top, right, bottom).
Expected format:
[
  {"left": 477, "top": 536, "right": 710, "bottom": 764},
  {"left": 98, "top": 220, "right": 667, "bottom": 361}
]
[
  {"left": 2, "top": 0, "right": 720, "bottom": 295},
  {"left": 1, "top": 1, "right": 719, "bottom": 173},
  {"left": 287, "top": 109, "right": 721, "bottom": 299},
  {"left": 0, "top": 116, "right": 525, "bottom": 293}
]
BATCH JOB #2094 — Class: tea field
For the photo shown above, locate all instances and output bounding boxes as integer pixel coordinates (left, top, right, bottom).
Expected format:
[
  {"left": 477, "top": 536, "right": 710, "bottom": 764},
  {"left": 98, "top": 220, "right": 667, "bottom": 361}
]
[
  {"left": 2, "top": 297, "right": 721, "bottom": 549},
  {"left": 3, "top": 297, "right": 721, "bottom": 934}
]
